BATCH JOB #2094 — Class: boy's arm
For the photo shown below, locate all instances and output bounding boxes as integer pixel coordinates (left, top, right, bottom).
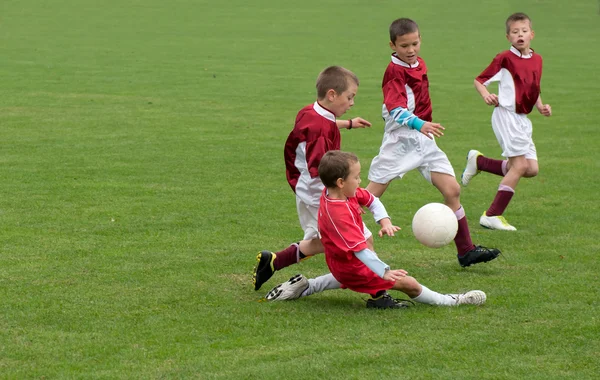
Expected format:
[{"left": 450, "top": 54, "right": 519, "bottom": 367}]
[
  {"left": 535, "top": 95, "right": 552, "bottom": 116},
  {"left": 365, "top": 194, "right": 401, "bottom": 237},
  {"left": 474, "top": 79, "right": 499, "bottom": 106},
  {"left": 354, "top": 248, "right": 389, "bottom": 278},
  {"left": 355, "top": 248, "right": 408, "bottom": 281},
  {"left": 389, "top": 106, "right": 445, "bottom": 139},
  {"left": 336, "top": 118, "right": 372, "bottom": 130}
]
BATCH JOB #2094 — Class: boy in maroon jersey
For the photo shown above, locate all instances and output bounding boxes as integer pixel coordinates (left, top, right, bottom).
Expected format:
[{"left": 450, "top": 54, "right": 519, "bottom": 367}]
[
  {"left": 252, "top": 66, "right": 372, "bottom": 291},
  {"left": 268, "top": 151, "right": 486, "bottom": 309},
  {"left": 366, "top": 18, "right": 500, "bottom": 268},
  {"left": 461, "top": 13, "right": 552, "bottom": 231}
]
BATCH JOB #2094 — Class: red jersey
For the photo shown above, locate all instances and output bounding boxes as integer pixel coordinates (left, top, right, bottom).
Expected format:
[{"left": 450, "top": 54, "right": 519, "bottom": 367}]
[
  {"left": 382, "top": 54, "right": 432, "bottom": 121},
  {"left": 284, "top": 102, "right": 340, "bottom": 207},
  {"left": 318, "top": 188, "right": 394, "bottom": 295},
  {"left": 476, "top": 46, "right": 543, "bottom": 115}
]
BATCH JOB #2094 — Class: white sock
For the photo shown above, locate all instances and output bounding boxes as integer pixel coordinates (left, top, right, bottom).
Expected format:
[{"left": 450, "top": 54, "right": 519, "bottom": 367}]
[
  {"left": 412, "top": 285, "right": 457, "bottom": 306},
  {"left": 301, "top": 273, "right": 341, "bottom": 297}
]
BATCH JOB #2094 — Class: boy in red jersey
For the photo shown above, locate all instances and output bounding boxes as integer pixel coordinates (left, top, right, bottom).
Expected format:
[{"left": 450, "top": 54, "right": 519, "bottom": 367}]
[
  {"left": 461, "top": 13, "right": 552, "bottom": 231},
  {"left": 252, "top": 66, "right": 372, "bottom": 291},
  {"left": 367, "top": 18, "right": 500, "bottom": 267},
  {"left": 268, "top": 150, "right": 486, "bottom": 309}
]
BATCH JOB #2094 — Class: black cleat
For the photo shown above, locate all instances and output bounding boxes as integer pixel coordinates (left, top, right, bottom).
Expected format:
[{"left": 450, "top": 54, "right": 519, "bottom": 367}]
[
  {"left": 366, "top": 292, "right": 414, "bottom": 309},
  {"left": 253, "top": 251, "right": 276, "bottom": 290},
  {"left": 458, "top": 245, "right": 501, "bottom": 267}
]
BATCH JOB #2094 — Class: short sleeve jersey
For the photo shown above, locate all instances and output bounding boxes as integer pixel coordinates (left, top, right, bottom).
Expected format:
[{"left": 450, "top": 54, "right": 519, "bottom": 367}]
[
  {"left": 318, "top": 188, "right": 377, "bottom": 281},
  {"left": 382, "top": 54, "right": 432, "bottom": 121},
  {"left": 476, "top": 46, "right": 543, "bottom": 114},
  {"left": 284, "top": 102, "right": 340, "bottom": 207}
]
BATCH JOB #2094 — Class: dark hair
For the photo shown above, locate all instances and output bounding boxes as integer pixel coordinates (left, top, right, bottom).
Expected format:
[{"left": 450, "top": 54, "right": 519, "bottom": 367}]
[
  {"left": 505, "top": 12, "right": 532, "bottom": 34},
  {"left": 318, "top": 150, "right": 359, "bottom": 188},
  {"left": 315, "top": 66, "right": 359, "bottom": 100},
  {"left": 389, "top": 18, "right": 419, "bottom": 43}
]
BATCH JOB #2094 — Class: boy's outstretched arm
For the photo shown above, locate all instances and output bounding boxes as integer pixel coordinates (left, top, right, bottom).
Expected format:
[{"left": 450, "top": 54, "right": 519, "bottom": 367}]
[
  {"left": 474, "top": 79, "right": 499, "bottom": 106},
  {"left": 535, "top": 95, "right": 552, "bottom": 116},
  {"left": 390, "top": 107, "right": 444, "bottom": 140},
  {"left": 336, "top": 117, "right": 372, "bottom": 130}
]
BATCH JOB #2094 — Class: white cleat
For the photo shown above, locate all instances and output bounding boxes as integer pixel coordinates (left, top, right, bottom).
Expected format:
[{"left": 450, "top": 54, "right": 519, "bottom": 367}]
[
  {"left": 265, "top": 274, "right": 308, "bottom": 301},
  {"left": 449, "top": 290, "right": 487, "bottom": 306},
  {"left": 461, "top": 150, "right": 483, "bottom": 186},
  {"left": 480, "top": 212, "right": 517, "bottom": 231}
]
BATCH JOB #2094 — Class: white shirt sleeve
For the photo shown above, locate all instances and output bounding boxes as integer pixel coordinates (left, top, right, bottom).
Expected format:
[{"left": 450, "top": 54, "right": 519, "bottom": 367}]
[
  {"left": 355, "top": 248, "right": 390, "bottom": 278},
  {"left": 367, "top": 196, "right": 390, "bottom": 224}
]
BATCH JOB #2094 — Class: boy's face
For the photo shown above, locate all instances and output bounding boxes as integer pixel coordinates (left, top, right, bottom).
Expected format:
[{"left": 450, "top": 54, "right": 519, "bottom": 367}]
[
  {"left": 325, "top": 81, "right": 357, "bottom": 117},
  {"left": 506, "top": 20, "right": 534, "bottom": 53},
  {"left": 389, "top": 32, "right": 421, "bottom": 65},
  {"left": 341, "top": 161, "right": 362, "bottom": 198}
]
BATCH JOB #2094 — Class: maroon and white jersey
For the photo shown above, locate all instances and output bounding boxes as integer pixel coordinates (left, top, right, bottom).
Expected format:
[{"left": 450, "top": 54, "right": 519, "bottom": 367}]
[
  {"left": 284, "top": 102, "right": 340, "bottom": 207},
  {"left": 476, "top": 46, "right": 543, "bottom": 115},
  {"left": 382, "top": 54, "right": 432, "bottom": 122},
  {"left": 318, "top": 187, "right": 394, "bottom": 294}
]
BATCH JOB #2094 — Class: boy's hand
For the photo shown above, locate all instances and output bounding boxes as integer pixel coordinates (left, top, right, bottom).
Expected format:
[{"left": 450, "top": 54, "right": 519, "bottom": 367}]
[
  {"left": 383, "top": 269, "right": 408, "bottom": 281},
  {"left": 350, "top": 117, "right": 372, "bottom": 128},
  {"left": 483, "top": 93, "right": 499, "bottom": 106},
  {"left": 537, "top": 104, "right": 552, "bottom": 117},
  {"left": 378, "top": 217, "right": 401, "bottom": 237},
  {"left": 421, "top": 122, "right": 445, "bottom": 140}
]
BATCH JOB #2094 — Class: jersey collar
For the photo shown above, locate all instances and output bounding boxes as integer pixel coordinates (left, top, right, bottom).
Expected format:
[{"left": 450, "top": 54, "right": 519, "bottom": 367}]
[
  {"left": 391, "top": 54, "right": 420, "bottom": 68},
  {"left": 313, "top": 101, "right": 336, "bottom": 122},
  {"left": 510, "top": 45, "right": 533, "bottom": 59}
]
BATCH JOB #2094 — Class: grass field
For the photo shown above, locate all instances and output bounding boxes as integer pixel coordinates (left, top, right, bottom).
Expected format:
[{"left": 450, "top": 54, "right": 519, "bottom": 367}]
[{"left": 1, "top": 0, "right": 599, "bottom": 378}]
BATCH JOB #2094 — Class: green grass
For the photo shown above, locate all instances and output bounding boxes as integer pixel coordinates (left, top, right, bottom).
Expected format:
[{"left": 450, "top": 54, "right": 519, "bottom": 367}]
[{"left": 1, "top": 0, "right": 599, "bottom": 378}]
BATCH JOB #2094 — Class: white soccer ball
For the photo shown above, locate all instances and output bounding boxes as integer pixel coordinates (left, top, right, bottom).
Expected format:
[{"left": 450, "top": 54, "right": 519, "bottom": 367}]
[{"left": 412, "top": 203, "right": 458, "bottom": 248}]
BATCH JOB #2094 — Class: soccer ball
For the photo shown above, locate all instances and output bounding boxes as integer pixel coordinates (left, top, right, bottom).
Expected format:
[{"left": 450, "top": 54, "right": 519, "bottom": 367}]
[{"left": 412, "top": 203, "right": 458, "bottom": 248}]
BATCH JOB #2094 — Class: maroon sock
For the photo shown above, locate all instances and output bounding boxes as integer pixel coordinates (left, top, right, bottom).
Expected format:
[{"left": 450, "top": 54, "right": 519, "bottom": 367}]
[
  {"left": 486, "top": 189, "right": 514, "bottom": 216},
  {"left": 454, "top": 207, "right": 475, "bottom": 256},
  {"left": 273, "top": 243, "right": 299, "bottom": 270},
  {"left": 477, "top": 155, "right": 506, "bottom": 177}
]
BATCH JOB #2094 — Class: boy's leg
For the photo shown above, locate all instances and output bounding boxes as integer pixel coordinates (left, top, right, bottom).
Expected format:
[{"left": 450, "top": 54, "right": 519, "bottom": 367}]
[
  {"left": 265, "top": 273, "right": 341, "bottom": 301},
  {"left": 480, "top": 155, "right": 529, "bottom": 231},
  {"left": 430, "top": 172, "right": 500, "bottom": 267},
  {"left": 253, "top": 197, "right": 322, "bottom": 290},
  {"left": 461, "top": 150, "right": 508, "bottom": 186},
  {"left": 393, "top": 276, "right": 486, "bottom": 306},
  {"left": 365, "top": 181, "right": 390, "bottom": 198},
  {"left": 253, "top": 238, "right": 323, "bottom": 291}
]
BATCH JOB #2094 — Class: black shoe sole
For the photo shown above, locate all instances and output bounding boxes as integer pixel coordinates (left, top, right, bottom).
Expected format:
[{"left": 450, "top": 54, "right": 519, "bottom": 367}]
[{"left": 253, "top": 251, "right": 275, "bottom": 291}]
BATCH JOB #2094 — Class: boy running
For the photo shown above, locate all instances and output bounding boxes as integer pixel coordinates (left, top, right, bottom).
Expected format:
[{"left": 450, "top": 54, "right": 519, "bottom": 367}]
[
  {"left": 252, "top": 66, "right": 372, "bottom": 291},
  {"left": 462, "top": 12, "right": 552, "bottom": 231},
  {"left": 367, "top": 18, "right": 500, "bottom": 267}
]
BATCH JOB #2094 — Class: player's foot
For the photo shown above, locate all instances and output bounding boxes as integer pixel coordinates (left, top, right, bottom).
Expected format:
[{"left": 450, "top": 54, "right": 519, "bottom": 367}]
[
  {"left": 447, "top": 290, "right": 487, "bottom": 306},
  {"left": 265, "top": 274, "right": 308, "bottom": 301},
  {"left": 461, "top": 150, "right": 483, "bottom": 186},
  {"left": 480, "top": 212, "right": 517, "bottom": 231},
  {"left": 253, "top": 250, "right": 276, "bottom": 291},
  {"left": 366, "top": 292, "right": 414, "bottom": 309},
  {"left": 457, "top": 245, "right": 501, "bottom": 267}
]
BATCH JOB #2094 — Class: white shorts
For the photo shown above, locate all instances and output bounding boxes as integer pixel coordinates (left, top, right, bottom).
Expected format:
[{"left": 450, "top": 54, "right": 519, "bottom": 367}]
[
  {"left": 491, "top": 107, "right": 537, "bottom": 160},
  {"left": 368, "top": 126, "right": 455, "bottom": 184},
  {"left": 296, "top": 196, "right": 372, "bottom": 241}
]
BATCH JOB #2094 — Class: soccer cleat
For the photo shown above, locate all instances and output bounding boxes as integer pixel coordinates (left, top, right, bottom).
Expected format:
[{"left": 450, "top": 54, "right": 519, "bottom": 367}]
[
  {"left": 480, "top": 212, "right": 517, "bottom": 231},
  {"left": 365, "top": 292, "right": 414, "bottom": 309},
  {"left": 253, "top": 251, "right": 276, "bottom": 291},
  {"left": 461, "top": 150, "right": 483, "bottom": 186},
  {"left": 457, "top": 245, "right": 501, "bottom": 267},
  {"left": 265, "top": 274, "right": 309, "bottom": 301},
  {"left": 447, "top": 290, "right": 487, "bottom": 306}
]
